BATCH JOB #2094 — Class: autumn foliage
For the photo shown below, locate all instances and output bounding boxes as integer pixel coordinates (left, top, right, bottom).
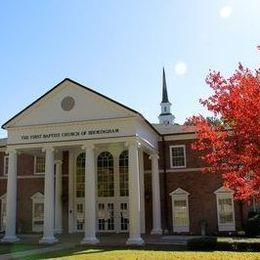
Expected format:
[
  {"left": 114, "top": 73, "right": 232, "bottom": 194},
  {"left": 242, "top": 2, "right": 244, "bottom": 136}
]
[{"left": 188, "top": 64, "right": 260, "bottom": 201}]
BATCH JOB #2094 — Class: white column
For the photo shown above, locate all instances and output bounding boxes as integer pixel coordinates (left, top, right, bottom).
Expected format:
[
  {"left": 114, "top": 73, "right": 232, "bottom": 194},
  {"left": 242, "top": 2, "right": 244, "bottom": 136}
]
[
  {"left": 138, "top": 150, "right": 146, "bottom": 234},
  {"left": 81, "top": 144, "right": 99, "bottom": 245},
  {"left": 2, "top": 149, "right": 19, "bottom": 242},
  {"left": 150, "top": 153, "right": 162, "bottom": 235},
  {"left": 40, "top": 147, "right": 57, "bottom": 244},
  {"left": 68, "top": 150, "right": 74, "bottom": 233},
  {"left": 55, "top": 160, "right": 63, "bottom": 234},
  {"left": 126, "top": 141, "right": 144, "bottom": 245}
]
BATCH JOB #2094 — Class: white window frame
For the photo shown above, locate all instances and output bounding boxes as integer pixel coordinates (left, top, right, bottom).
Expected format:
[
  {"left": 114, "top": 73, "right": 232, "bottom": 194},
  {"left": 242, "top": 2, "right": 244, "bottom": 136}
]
[
  {"left": 31, "top": 192, "right": 44, "bottom": 232},
  {"left": 34, "top": 156, "right": 45, "bottom": 175},
  {"left": 3, "top": 156, "right": 8, "bottom": 176},
  {"left": 169, "top": 188, "right": 190, "bottom": 233},
  {"left": 214, "top": 186, "right": 235, "bottom": 232},
  {"left": 169, "top": 145, "right": 186, "bottom": 168}
]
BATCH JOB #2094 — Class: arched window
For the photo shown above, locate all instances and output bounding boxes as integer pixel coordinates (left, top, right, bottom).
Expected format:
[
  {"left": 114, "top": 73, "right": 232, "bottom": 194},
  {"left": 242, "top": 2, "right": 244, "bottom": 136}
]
[
  {"left": 119, "top": 150, "right": 129, "bottom": 197},
  {"left": 97, "top": 152, "right": 114, "bottom": 197},
  {"left": 76, "top": 153, "right": 85, "bottom": 198}
]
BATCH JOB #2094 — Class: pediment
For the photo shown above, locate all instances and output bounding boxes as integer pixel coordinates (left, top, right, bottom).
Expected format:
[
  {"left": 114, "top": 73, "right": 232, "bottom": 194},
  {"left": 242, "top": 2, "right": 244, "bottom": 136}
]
[
  {"left": 3, "top": 79, "right": 138, "bottom": 129},
  {"left": 214, "top": 186, "right": 233, "bottom": 194},
  {"left": 30, "top": 192, "right": 44, "bottom": 200},
  {"left": 169, "top": 188, "right": 190, "bottom": 196}
]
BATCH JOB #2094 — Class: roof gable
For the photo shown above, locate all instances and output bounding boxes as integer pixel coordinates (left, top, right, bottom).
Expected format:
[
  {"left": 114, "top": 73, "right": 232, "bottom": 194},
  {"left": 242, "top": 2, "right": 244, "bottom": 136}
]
[
  {"left": 214, "top": 186, "right": 234, "bottom": 194},
  {"left": 169, "top": 188, "right": 190, "bottom": 196},
  {"left": 2, "top": 78, "right": 140, "bottom": 129}
]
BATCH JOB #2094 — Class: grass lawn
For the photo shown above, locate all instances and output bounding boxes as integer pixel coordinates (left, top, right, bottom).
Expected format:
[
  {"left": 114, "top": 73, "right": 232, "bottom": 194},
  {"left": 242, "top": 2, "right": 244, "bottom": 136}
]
[{"left": 22, "top": 246, "right": 260, "bottom": 260}]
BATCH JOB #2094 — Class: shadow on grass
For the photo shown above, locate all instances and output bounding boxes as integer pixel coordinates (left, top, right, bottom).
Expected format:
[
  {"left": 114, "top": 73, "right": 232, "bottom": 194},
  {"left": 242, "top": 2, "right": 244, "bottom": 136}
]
[
  {"left": 23, "top": 244, "right": 187, "bottom": 260},
  {"left": 0, "top": 242, "right": 49, "bottom": 255}
]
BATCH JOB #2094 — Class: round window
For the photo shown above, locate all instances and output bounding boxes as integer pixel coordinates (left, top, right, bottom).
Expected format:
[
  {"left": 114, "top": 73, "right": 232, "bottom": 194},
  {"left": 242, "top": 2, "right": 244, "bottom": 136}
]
[{"left": 61, "top": 96, "right": 75, "bottom": 111}]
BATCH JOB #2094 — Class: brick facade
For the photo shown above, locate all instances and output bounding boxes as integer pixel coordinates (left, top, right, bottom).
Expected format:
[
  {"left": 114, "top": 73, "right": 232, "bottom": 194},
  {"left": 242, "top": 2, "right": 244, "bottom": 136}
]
[{"left": 0, "top": 135, "right": 249, "bottom": 235}]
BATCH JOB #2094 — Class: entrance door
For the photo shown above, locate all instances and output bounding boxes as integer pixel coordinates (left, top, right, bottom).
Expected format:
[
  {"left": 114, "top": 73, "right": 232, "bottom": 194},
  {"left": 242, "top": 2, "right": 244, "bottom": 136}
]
[
  {"left": 97, "top": 200, "right": 129, "bottom": 232},
  {"left": 74, "top": 150, "right": 130, "bottom": 233},
  {"left": 96, "top": 150, "right": 130, "bottom": 233},
  {"left": 76, "top": 199, "right": 84, "bottom": 232},
  {"left": 119, "top": 200, "right": 129, "bottom": 232},
  {"left": 97, "top": 202, "right": 115, "bottom": 232}
]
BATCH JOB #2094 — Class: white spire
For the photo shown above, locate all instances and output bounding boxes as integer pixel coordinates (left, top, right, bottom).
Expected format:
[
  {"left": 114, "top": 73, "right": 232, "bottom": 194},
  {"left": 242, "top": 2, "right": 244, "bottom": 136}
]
[{"left": 158, "top": 68, "right": 175, "bottom": 125}]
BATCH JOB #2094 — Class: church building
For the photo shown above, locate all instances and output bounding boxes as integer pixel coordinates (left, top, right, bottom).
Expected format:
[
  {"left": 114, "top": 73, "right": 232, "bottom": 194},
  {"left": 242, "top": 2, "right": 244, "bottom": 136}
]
[{"left": 0, "top": 70, "right": 248, "bottom": 245}]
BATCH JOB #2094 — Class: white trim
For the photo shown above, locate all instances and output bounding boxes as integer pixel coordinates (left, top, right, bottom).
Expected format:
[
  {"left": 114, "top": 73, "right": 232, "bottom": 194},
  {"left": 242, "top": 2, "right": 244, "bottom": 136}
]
[
  {"left": 164, "top": 134, "right": 196, "bottom": 141},
  {"left": 169, "top": 145, "right": 186, "bottom": 169},
  {"left": 214, "top": 186, "right": 235, "bottom": 232},
  {"left": 3, "top": 155, "right": 8, "bottom": 176},
  {"left": 7, "top": 116, "right": 137, "bottom": 132},
  {"left": 165, "top": 168, "right": 204, "bottom": 173},
  {"left": 143, "top": 167, "right": 205, "bottom": 175},
  {"left": 0, "top": 175, "right": 68, "bottom": 180},
  {"left": 169, "top": 187, "right": 190, "bottom": 196},
  {"left": 6, "top": 136, "right": 137, "bottom": 150},
  {"left": 169, "top": 188, "right": 190, "bottom": 233},
  {"left": 0, "top": 144, "right": 7, "bottom": 152}
]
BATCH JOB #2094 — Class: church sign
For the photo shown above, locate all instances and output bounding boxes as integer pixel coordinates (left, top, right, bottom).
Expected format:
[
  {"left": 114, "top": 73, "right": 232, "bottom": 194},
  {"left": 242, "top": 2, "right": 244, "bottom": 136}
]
[{"left": 20, "top": 128, "right": 120, "bottom": 141}]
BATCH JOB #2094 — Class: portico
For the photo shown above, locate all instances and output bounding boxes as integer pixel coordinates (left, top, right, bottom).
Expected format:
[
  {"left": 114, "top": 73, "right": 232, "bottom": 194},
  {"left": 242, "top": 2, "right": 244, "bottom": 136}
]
[{"left": 1, "top": 78, "right": 162, "bottom": 245}]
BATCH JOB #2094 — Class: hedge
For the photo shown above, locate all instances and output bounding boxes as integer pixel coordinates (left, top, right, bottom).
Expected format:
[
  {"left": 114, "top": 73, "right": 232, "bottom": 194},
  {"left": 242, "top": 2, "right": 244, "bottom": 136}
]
[{"left": 187, "top": 237, "right": 260, "bottom": 252}]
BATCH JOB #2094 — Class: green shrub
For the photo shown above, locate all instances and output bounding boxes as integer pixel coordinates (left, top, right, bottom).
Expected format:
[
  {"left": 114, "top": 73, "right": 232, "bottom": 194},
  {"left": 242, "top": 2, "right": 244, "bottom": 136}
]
[
  {"left": 187, "top": 237, "right": 217, "bottom": 251},
  {"left": 187, "top": 237, "right": 260, "bottom": 252}
]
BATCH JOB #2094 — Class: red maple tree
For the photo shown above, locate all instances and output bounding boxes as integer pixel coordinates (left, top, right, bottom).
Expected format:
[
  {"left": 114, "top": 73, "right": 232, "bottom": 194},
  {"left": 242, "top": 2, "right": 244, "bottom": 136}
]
[{"left": 187, "top": 64, "right": 260, "bottom": 201}]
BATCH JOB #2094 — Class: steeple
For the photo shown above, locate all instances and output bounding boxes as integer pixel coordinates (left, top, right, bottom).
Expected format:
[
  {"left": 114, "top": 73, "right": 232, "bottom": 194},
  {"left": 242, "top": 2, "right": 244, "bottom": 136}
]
[
  {"left": 158, "top": 68, "right": 175, "bottom": 125},
  {"left": 162, "top": 67, "right": 169, "bottom": 103}
]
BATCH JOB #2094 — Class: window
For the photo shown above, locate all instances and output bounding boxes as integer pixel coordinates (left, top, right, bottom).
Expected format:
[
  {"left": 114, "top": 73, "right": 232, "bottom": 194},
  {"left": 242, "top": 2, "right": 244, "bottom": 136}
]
[
  {"left": 34, "top": 156, "right": 45, "bottom": 174},
  {"left": 76, "top": 202, "right": 84, "bottom": 231},
  {"left": 214, "top": 186, "right": 235, "bottom": 231},
  {"left": 120, "top": 202, "right": 128, "bottom": 231},
  {"left": 0, "top": 194, "right": 6, "bottom": 232},
  {"left": 119, "top": 150, "right": 129, "bottom": 197},
  {"left": 97, "top": 152, "right": 114, "bottom": 197},
  {"left": 3, "top": 156, "right": 8, "bottom": 176},
  {"left": 170, "top": 145, "right": 186, "bottom": 168},
  {"left": 170, "top": 188, "right": 190, "bottom": 232},
  {"left": 31, "top": 192, "right": 44, "bottom": 232}
]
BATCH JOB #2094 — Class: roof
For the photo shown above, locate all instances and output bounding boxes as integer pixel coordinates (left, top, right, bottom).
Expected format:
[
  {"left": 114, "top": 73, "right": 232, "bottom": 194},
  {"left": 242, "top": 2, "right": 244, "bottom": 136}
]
[
  {"left": 152, "top": 124, "right": 196, "bottom": 135},
  {"left": 2, "top": 78, "right": 160, "bottom": 136}
]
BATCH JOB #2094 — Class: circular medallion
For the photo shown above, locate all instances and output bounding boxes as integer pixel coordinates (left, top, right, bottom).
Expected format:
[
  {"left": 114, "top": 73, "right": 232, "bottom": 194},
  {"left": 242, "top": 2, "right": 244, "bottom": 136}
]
[{"left": 61, "top": 96, "right": 75, "bottom": 111}]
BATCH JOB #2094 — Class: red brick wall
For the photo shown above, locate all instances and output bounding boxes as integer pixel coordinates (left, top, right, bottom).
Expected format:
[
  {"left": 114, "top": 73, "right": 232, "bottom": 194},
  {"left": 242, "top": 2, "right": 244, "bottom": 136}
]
[
  {"left": 17, "top": 178, "right": 44, "bottom": 233},
  {"left": 158, "top": 139, "right": 206, "bottom": 170},
  {"left": 17, "top": 154, "right": 34, "bottom": 176},
  {"left": 0, "top": 150, "right": 69, "bottom": 233},
  {"left": 143, "top": 138, "right": 248, "bottom": 235},
  {"left": 0, "top": 138, "right": 249, "bottom": 235}
]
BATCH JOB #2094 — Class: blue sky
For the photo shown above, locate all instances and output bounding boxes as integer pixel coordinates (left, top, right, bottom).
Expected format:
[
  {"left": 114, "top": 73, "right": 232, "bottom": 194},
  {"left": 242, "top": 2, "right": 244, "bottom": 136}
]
[{"left": 0, "top": 0, "right": 259, "bottom": 138}]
